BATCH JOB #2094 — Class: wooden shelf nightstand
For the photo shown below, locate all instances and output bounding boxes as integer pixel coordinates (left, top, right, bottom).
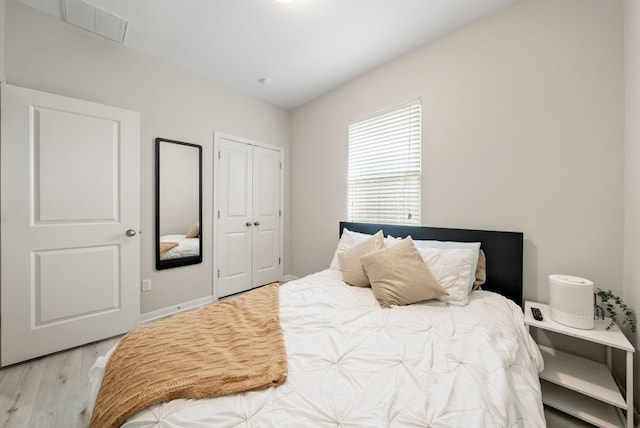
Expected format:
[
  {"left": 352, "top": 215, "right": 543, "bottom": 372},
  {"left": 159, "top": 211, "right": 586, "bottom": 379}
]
[{"left": 524, "top": 301, "right": 635, "bottom": 428}]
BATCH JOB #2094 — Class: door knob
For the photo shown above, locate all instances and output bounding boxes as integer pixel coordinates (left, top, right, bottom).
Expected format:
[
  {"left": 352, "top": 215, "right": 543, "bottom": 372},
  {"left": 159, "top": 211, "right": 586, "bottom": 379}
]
[
  {"left": 246, "top": 222, "right": 253, "bottom": 227},
  {"left": 125, "top": 229, "right": 137, "bottom": 237},
  {"left": 254, "top": 221, "right": 260, "bottom": 226}
]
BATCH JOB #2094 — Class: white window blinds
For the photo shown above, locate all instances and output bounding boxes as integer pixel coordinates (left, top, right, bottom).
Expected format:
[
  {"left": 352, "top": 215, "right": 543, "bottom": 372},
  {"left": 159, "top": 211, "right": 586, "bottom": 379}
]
[{"left": 347, "top": 100, "right": 421, "bottom": 225}]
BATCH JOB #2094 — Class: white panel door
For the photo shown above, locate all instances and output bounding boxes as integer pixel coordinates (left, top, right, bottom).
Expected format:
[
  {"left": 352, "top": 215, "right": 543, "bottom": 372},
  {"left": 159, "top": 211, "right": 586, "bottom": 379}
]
[
  {"left": 216, "top": 137, "right": 253, "bottom": 298},
  {"left": 252, "top": 146, "right": 281, "bottom": 287},
  {"left": 215, "top": 134, "right": 282, "bottom": 298},
  {"left": 1, "top": 84, "right": 140, "bottom": 366}
]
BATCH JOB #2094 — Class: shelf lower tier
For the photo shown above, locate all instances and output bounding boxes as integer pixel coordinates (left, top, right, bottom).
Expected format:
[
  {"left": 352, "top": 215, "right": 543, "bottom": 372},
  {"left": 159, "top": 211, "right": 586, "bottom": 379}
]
[
  {"left": 538, "top": 345, "right": 626, "bottom": 409},
  {"left": 542, "top": 381, "right": 625, "bottom": 428}
]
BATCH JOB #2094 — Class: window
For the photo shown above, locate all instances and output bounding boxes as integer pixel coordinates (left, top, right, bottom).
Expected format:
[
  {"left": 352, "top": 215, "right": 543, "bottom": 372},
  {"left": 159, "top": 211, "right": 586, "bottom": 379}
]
[{"left": 347, "top": 100, "right": 421, "bottom": 225}]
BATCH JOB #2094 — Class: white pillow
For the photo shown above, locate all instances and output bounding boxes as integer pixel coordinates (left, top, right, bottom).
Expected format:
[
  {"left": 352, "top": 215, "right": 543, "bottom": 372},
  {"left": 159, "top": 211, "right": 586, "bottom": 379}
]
[
  {"left": 416, "top": 247, "right": 475, "bottom": 306},
  {"left": 411, "top": 239, "right": 480, "bottom": 293},
  {"left": 384, "top": 235, "right": 403, "bottom": 248},
  {"left": 329, "top": 228, "right": 383, "bottom": 269}
]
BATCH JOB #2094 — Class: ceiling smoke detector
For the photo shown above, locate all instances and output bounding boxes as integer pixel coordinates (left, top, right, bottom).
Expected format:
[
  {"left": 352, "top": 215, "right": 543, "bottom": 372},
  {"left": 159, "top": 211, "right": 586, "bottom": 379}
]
[{"left": 258, "top": 78, "right": 273, "bottom": 88}]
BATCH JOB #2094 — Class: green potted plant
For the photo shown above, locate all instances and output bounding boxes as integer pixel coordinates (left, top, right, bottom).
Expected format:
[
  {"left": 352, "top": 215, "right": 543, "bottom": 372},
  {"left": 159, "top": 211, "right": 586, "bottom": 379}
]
[{"left": 595, "top": 289, "right": 636, "bottom": 333}]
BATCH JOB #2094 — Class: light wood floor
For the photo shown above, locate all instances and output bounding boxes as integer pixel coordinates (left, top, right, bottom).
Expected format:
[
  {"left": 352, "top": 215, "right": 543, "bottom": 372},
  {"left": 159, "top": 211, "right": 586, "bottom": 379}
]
[{"left": 0, "top": 335, "right": 121, "bottom": 428}]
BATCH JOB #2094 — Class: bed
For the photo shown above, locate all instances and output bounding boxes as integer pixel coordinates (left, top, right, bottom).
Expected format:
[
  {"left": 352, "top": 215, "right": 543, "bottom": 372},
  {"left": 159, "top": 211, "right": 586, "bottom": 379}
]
[
  {"left": 89, "top": 222, "right": 545, "bottom": 427},
  {"left": 159, "top": 234, "right": 200, "bottom": 260}
]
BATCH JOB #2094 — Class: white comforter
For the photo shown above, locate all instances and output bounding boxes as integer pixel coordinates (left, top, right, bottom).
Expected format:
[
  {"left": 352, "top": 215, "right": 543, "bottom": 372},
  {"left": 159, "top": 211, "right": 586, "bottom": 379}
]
[
  {"left": 159, "top": 234, "right": 199, "bottom": 260},
  {"left": 90, "top": 269, "right": 545, "bottom": 427}
]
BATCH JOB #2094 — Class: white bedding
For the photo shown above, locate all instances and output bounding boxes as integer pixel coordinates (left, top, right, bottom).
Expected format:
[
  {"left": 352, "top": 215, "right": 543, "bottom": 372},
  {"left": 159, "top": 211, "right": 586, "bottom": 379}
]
[
  {"left": 90, "top": 269, "right": 545, "bottom": 427},
  {"left": 159, "top": 234, "right": 200, "bottom": 260}
]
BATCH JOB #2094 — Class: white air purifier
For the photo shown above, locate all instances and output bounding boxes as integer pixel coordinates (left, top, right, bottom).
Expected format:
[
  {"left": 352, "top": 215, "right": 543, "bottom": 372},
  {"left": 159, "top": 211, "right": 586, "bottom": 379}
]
[{"left": 549, "top": 274, "right": 594, "bottom": 330}]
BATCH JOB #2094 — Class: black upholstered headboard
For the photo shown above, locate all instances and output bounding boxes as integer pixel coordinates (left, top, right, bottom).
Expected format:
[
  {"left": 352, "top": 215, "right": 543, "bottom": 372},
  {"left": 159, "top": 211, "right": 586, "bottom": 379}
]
[{"left": 339, "top": 222, "right": 524, "bottom": 308}]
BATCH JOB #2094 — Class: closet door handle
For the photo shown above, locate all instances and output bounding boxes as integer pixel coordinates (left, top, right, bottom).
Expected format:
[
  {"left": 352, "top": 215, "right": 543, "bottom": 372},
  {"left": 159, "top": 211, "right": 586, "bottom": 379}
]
[
  {"left": 254, "top": 221, "right": 260, "bottom": 226},
  {"left": 245, "top": 221, "right": 253, "bottom": 227},
  {"left": 125, "top": 229, "right": 137, "bottom": 237}
]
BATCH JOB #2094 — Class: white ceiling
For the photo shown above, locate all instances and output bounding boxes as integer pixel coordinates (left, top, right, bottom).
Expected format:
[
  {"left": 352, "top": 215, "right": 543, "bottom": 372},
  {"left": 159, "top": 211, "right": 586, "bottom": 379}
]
[{"left": 18, "top": 0, "right": 518, "bottom": 109}]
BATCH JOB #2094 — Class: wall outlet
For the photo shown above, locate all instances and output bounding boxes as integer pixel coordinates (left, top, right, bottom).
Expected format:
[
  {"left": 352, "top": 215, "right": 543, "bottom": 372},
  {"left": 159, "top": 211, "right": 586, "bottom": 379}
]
[{"left": 142, "top": 279, "right": 151, "bottom": 292}]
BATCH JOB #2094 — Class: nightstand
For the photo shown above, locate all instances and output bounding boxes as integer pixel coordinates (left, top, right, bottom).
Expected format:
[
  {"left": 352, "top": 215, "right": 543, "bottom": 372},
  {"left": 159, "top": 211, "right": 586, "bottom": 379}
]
[{"left": 524, "top": 301, "right": 635, "bottom": 428}]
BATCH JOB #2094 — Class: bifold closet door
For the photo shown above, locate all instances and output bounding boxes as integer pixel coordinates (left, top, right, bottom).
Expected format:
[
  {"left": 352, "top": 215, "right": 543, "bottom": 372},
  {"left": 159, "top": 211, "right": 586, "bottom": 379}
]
[
  {"left": 215, "top": 135, "right": 282, "bottom": 298},
  {"left": 0, "top": 84, "right": 140, "bottom": 366},
  {"left": 251, "top": 146, "right": 281, "bottom": 287},
  {"left": 216, "top": 139, "right": 253, "bottom": 297}
]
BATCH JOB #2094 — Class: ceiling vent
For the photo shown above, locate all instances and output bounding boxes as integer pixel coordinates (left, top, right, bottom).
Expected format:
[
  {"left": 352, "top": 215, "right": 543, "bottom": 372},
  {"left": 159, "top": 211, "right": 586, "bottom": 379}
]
[{"left": 62, "top": 0, "right": 128, "bottom": 43}]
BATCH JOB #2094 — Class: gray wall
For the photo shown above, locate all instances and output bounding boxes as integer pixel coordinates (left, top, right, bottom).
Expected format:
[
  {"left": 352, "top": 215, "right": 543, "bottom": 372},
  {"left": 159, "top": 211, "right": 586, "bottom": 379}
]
[
  {"left": 0, "top": 0, "right": 5, "bottom": 81},
  {"left": 4, "top": 0, "right": 291, "bottom": 314},
  {"left": 290, "top": 0, "right": 625, "bottom": 307},
  {"left": 624, "top": 0, "right": 640, "bottom": 408}
]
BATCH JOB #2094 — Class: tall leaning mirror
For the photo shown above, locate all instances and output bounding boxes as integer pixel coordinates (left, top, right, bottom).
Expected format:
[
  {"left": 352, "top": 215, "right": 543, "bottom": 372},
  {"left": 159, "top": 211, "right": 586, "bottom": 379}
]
[{"left": 155, "top": 138, "right": 203, "bottom": 270}]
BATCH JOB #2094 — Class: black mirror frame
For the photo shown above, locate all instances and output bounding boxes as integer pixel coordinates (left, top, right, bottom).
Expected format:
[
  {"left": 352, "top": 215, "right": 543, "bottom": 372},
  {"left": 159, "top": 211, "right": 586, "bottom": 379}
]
[{"left": 155, "top": 137, "right": 203, "bottom": 270}]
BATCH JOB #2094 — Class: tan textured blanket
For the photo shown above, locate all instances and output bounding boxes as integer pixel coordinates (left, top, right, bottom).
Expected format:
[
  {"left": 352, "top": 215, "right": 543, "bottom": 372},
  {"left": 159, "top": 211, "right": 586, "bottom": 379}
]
[
  {"left": 159, "top": 241, "right": 179, "bottom": 256},
  {"left": 90, "top": 283, "right": 287, "bottom": 428}
]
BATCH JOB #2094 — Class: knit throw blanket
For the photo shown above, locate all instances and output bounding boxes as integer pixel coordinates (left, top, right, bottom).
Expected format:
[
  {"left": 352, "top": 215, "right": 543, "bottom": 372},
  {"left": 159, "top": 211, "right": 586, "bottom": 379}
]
[{"left": 90, "top": 283, "right": 287, "bottom": 428}]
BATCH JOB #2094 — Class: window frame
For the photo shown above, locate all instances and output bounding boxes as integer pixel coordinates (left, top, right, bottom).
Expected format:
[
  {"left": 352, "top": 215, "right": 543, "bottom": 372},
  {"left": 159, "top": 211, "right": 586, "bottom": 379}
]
[{"left": 347, "top": 99, "right": 422, "bottom": 226}]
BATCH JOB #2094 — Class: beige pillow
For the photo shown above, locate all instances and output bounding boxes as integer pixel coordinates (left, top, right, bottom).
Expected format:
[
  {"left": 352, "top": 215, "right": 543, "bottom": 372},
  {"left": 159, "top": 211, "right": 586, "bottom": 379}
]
[
  {"left": 330, "top": 228, "right": 382, "bottom": 269},
  {"left": 338, "top": 230, "right": 384, "bottom": 287},
  {"left": 361, "top": 237, "right": 448, "bottom": 308},
  {"left": 472, "top": 249, "right": 486, "bottom": 290},
  {"left": 185, "top": 222, "right": 200, "bottom": 238}
]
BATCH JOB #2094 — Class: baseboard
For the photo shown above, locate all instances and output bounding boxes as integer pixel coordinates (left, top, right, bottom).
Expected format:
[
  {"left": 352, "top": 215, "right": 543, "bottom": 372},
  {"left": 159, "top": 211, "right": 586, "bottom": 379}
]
[
  {"left": 281, "top": 274, "right": 299, "bottom": 283},
  {"left": 140, "top": 295, "right": 215, "bottom": 324}
]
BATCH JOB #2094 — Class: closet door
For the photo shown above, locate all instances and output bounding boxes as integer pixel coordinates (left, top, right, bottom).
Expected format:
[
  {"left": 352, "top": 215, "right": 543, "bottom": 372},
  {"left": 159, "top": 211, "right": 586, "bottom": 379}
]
[
  {"left": 214, "top": 134, "right": 282, "bottom": 299},
  {"left": 1, "top": 84, "right": 140, "bottom": 366},
  {"left": 252, "top": 146, "right": 281, "bottom": 287},
  {"left": 216, "top": 138, "right": 253, "bottom": 298}
]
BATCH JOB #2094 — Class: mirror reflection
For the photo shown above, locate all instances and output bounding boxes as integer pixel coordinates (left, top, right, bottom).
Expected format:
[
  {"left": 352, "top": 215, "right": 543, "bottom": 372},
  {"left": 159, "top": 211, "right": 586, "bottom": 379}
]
[{"left": 155, "top": 138, "right": 202, "bottom": 270}]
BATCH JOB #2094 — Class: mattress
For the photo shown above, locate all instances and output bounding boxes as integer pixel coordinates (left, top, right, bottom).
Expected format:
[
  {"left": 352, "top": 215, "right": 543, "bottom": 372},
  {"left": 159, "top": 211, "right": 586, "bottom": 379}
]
[{"left": 90, "top": 268, "right": 545, "bottom": 427}]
